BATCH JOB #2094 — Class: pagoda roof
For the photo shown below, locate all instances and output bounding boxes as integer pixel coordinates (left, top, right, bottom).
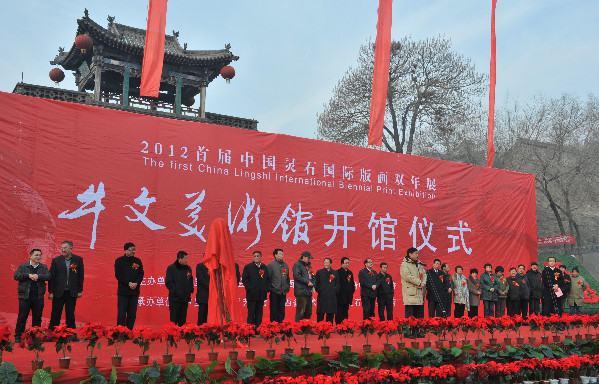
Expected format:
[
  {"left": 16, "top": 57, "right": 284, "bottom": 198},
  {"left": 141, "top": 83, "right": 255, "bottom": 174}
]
[{"left": 52, "top": 10, "right": 238, "bottom": 70}]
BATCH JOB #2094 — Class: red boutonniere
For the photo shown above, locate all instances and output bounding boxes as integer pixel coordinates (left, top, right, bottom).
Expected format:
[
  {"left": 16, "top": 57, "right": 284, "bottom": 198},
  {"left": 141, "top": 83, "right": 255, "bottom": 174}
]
[
  {"left": 187, "top": 272, "right": 191, "bottom": 279},
  {"left": 554, "top": 272, "right": 560, "bottom": 280},
  {"left": 500, "top": 277, "right": 505, "bottom": 283},
  {"left": 512, "top": 281, "right": 519, "bottom": 287},
  {"left": 578, "top": 280, "right": 582, "bottom": 286},
  {"left": 419, "top": 273, "right": 423, "bottom": 280},
  {"left": 369, "top": 271, "right": 374, "bottom": 276},
  {"left": 564, "top": 279, "right": 570, "bottom": 284},
  {"left": 132, "top": 263, "right": 139, "bottom": 270},
  {"left": 490, "top": 276, "right": 495, "bottom": 283},
  {"left": 386, "top": 277, "right": 390, "bottom": 285},
  {"left": 70, "top": 264, "right": 78, "bottom": 274},
  {"left": 347, "top": 274, "right": 352, "bottom": 282},
  {"left": 462, "top": 281, "right": 466, "bottom": 286},
  {"left": 259, "top": 270, "right": 264, "bottom": 279},
  {"left": 309, "top": 269, "right": 315, "bottom": 275},
  {"left": 281, "top": 268, "right": 287, "bottom": 276},
  {"left": 540, "top": 278, "right": 543, "bottom": 283},
  {"left": 449, "top": 276, "right": 453, "bottom": 282},
  {"left": 476, "top": 284, "right": 480, "bottom": 289},
  {"left": 329, "top": 274, "right": 335, "bottom": 283},
  {"left": 439, "top": 275, "right": 444, "bottom": 282}
]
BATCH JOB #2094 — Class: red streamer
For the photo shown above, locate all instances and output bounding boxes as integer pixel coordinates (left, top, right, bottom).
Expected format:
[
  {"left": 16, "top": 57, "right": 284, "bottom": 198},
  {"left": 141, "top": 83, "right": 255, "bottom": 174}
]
[
  {"left": 140, "top": 0, "right": 168, "bottom": 97},
  {"left": 487, "top": 0, "right": 497, "bottom": 167}
]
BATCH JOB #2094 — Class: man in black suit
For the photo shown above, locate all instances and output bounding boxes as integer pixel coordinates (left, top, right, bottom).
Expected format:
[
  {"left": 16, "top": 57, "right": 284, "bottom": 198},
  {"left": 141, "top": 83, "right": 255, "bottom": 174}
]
[
  {"left": 196, "top": 262, "right": 209, "bottom": 325},
  {"left": 541, "top": 256, "right": 566, "bottom": 315},
  {"left": 314, "top": 258, "right": 340, "bottom": 322},
  {"left": 335, "top": 257, "right": 355, "bottom": 324},
  {"left": 376, "top": 262, "right": 395, "bottom": 320},
  {"left": 242, "top": 250, "right": 270, "bottom": 328},
  {"left": 358, "top": 258, "right": 377, "bottom": 319},
  {"left": 426, "top": 259, "right": 448, "bottom": 318},
  {"left": 114, "top": 242, "right": 144, "bottom": 329},
  {"left": 49, "top": 240, "right": 84, "bottom": 329},
  {"left": 165, "top": 251, "right": 194, "bottom": 326}
]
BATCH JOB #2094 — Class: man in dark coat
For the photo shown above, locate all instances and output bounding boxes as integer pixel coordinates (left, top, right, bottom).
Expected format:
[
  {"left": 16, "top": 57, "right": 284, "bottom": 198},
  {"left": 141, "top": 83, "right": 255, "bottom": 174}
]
[
  {"left": 267, "top": 248, "right": 290, "bottom": 322},
  {"left": 196, "top": 262, "right": 209, "bottom": 325},
  {"left": 358, "top": 258, "right": 378, "bottom": 319},
  {"left": 49, "top": 240, "right": 84, "bottom": 329},
  {"left": 441, "top": 263, "right": 453, "bottom": 317},
  {"left": 315, "top": 258, "right": 340, "bottom": 322},
  {"left": 506, "top": 267, "right": 522, "bottom": 316},
  {"left": 335, "top": 257, "right": 355, "bottom": 324},
  {"left": 559, "top": 264, "right": 572, "bottom": 313},
  {"left": 114, "top": 242, "right": 144, "bottom": 329},
  {"left": 242, "top": 250, "right": 270, "bottom": 328},
  {"left": 293, "top": 251, "right": 314, "bottom": 321},
  {"left": 426, "top": 259, "right": 448, "bottom": 318},
  {"left": 14, "top": 249, "right": 50, "bottom": 342},
  {"left": 526, "top": 262, "right": 542, "bottom": 315},
  {"left": 165, "top": 251, "right": 194, "bottom": 326},
  {"left": 517, "top": 264, "right": 530, "bottom": 319},
  {"left": 376, "top": 262, "right": 395, "bottom": 320},
  {"left": 541, "top": 256, "right": 566, "bottom": 315}
]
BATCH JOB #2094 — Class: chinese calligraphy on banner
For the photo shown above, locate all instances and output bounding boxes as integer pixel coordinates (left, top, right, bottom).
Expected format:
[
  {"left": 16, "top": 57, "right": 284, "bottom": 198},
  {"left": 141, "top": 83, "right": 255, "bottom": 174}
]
[{"left": 0, "top": 92, "right": 537, "bottom": 326}]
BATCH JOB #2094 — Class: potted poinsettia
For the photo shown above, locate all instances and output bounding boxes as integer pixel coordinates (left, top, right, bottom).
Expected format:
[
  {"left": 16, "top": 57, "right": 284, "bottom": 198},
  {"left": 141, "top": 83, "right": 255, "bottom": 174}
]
[
  {"left": 222, "top": 322, "right": 243, "bottom": 361},
  {"left": 237, "top": 323, "right": 256, "bottom": 359},
  {"left": 158, "top": 322, "right": 181, "bottom": 363},
  {"left": 106, "top": 325, "right": 133, "bottom": 367},
  {"left": 20, "top": 326, "right": 50, "bottom": 371},
  {"left": 358, "top": 317, "right": 379, "bottom": 352},
  {"left": 198, "top": 323, "right": 222, "bottom": 362},
  {"left": 528, "top": 313, "right": 548, "bottom": 344},
  {"left": 0, "top": 326, "right": 14, "bottom": 364},
  {"left": 132, "top": 326, "right": 157, "bottom": 365},
  {"left": 80, "top": 322, "right": 107, "bottom": 367},
  {"left": 180, "top": 323, "right": 201, "bottom": 363},
  {"left": 51, "top": 325, "right": 77, "bottom": 369},
  {"left": 296, "top": 319, "right": 314, "bottom": 355},
  {"left": 257, "top": 321, "right": 280, "bottom": 358},
  {"left": 313, "top": 321, "right": 334, "bottom": 355},
  {"left": 375, "top": 320, "right": 398, "bottom": 352},
  {"left": 336, "top": 319, "right": 356, "bottom": 352},
  {"left": 278, "top": 320, "right": 299, "bottom": 355}
]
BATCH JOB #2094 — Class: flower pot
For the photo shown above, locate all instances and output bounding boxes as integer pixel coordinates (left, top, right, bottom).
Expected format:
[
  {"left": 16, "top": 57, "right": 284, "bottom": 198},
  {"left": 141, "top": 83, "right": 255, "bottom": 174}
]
[
  {"left": 541, "top": 336, "right": 550, "bottom": 344},
  {"left": 301, "top": 346, "right": 311, "bottom": 355},
  {"left": 139, "top": 354, "right": 150, "bottom": 365},
  {"left": 435, "top": 340, "right": 444, "bottom": 348},
  {"left": 575, "top": 334, "right": 583, "bottom": 341},
  {"left": 284, "top": 347, "right": 294, "bottom": 355},
  {"left": 228, "top": 350, "right": 239, "bottom": 361},
  {"left": 265, "top": 349, "right": 276, "bottom": 358},
  {"left": 553, "top": 335, "right": 561, "bottom": 343},
  {"left": 162, "top": 353, "right": 173, "bottom": 364},
  {"left": 474, "top": 339, "right": 483, "bottom": 346},
  {"left": 504, "top": 337, "right": 512, "bottom": 345},
  {"left": 489, "top": 338, "right": 498, "bottom": 346},
  {"left": 585, "top": 334, "right": 593, "bottom": 341},
  {"left": 86, "top": 356, "right": 97, "bottom": 368},
  {"left": 246, "top": 350, "right": 255, "bottom": 359},
  {"left": 558, "top": 379, "right": 569, "bottom": 384},
  {"left": 448, "top": 340, "right": 458, "bottom": 348},
  {"left": 58, "top": 357, "right": 71, "bottom": 369},
  {"left": 342, "top": 345, "right": 352, "bottom": 352},
  {"left": 362, "top": 344, "right": 371, "bottom": 353},
  {"left": 580, "top": 377, "right": 590, "bottom": 384},
  {"left": 423, "top": 341, "right": 432, "bottom": 348},
  {"left": 31, "top": 359, "right": 44, "bottom": 371},
  {"left": 588, "top": 378, "right": 597, "bottom": 384},
  {"left": 411, "top": 341, "right": 420, "bottom": 349},
  {"left": 461, "top": 340, "right": 471, "bottom": 347},
  {"left": 528, "top": 337, "right": 536, "bottom": 345},
  {"left": 524, "top": 381, "right": 535, "bottom": 384},
  {"left": 185, "top": 353, "right": 195, "bottom": 363},
  {"left": 111, "top": 355, "right": 122, "bottom": 367},
  {"left": 321, "top": 346, "right": 330, "bottom": 355},
  {"left": 208, "top": 351, "right": 219, "bottom": 361},
  {"left": 549, "top": 380, "right": 559, "bottom": 384},
  {"left": 383, "top": 343, "right": 393, "bottom": 352},
  {"left": 396, "top": 342, "right": 406, "bottom": 349},
  {"left": 516, "top": 337, "right": 524, "bottom": 345}
]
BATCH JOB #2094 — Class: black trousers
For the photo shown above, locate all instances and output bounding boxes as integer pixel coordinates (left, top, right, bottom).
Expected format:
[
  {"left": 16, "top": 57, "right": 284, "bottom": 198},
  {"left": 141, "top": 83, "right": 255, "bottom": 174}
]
[
  {"left": 295, "top": 296, "right": 312, "bottom": 321},
  {"left": 529, "top": 298, "right": 541, "bottom": 315},
  {"left": 335, "top": 302, "right": 350, "bottom": 324},
  {"left": 468, "top": 305, "right": 479, "bottom": 318},
  {"left": 361, "top": 296, "right": 376, "bottom": 319},
  {"left": 377, "top": 296, "right": 393, "bottom": 320},
  {"left": 269, "top": 292, "right": 286, "bottom": 322},
  {"left": 507, "top": 300, "right": 520, "bottom": 316},
  {"left": 519, "top": 299, "right": 529, "bottom": 319},
  {"left": 445, "top": 297, "right": 452, "bottom": 317},
  {"left": 428, "top": 300, "right": 446, "bottom": 318},
  {"left": 197, "top": 303, "right": 208, "bottom": 325},
  {"left": 169, "top": 301, "right": 188, "bottom": 326},
  {"left": 404, "top": 305, "right": 424, "bottom": 319},
  {"left": 317, "top": 313, "right": 334, "bottom": 322},
  {"left": 542, "top": 297, "right": 563, "bottom": 316},
  {"left": 454, "top": 303, "right": 466, "bottom": 318},
  {"left": 117, "top": 295, "right": 138, "bottom": 330},
  {"left": 15, "top": 298, "right": 44, "bottom": 340},
  {"left": 247, "top": 300, "right": 264, "bottom": 328},
  {"left": 49, "top": 294, "right": 78, "bottom": 329}
]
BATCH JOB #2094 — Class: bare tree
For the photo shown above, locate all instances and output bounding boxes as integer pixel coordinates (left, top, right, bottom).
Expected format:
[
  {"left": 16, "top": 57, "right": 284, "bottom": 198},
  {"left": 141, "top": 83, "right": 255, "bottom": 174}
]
[{"left": 317, "top": 36, "right": 487, "bottom": 155}]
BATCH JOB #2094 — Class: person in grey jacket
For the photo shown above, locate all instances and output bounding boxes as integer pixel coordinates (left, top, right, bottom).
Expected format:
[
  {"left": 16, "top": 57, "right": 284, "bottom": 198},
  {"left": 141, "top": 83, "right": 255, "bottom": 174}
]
[
  {"left": 14, "top": 249, "right": 50, "bottom": 342},
  {"left": 267, "top": 248, "right": 290, "bottom": 322},
  {"left": 293, "top": 251, "right": 314, "bottom": 321}
]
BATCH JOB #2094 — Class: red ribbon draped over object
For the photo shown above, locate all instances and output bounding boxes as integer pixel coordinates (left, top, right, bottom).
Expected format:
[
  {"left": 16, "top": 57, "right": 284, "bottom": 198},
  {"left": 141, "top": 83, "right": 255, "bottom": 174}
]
[{"left": 140, "top": 0, "right": 168, "bottom": 97}]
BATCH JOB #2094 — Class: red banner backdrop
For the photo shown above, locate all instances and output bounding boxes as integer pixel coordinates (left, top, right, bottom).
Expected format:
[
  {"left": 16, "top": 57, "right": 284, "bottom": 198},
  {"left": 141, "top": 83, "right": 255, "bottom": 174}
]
[{"left": 0, "top": 92, "right": 537, "bottom": 327}]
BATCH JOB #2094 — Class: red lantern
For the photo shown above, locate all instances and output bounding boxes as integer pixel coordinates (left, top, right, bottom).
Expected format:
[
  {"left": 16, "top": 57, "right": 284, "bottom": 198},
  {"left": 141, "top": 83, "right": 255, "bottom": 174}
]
[
  {"left": 49, "top": 68, "right": 65, "bottom": 84},
  {"left": 220, "top": 65, "right": 235, "bottom": 83},
  {"left": 75, "top": 34, "right": 93, "bottom": 54}
]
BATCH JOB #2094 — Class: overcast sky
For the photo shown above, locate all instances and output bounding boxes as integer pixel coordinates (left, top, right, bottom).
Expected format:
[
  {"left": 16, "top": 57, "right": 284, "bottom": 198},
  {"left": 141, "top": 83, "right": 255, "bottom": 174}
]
[{"left": 1, "top": 1, "right": 597, "bottom": 139}]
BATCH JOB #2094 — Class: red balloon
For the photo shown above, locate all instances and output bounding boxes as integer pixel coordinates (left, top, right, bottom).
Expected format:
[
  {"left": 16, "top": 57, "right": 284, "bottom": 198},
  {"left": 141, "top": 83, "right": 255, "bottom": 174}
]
[
  {"left": 49, "top": 68, "right": 65, "bottom": 84},
  {"left": 220, "top": 65, "right": 235, "bottom": 83},
  {"left": 75, "top": 34, "right": 93, "bottom": 54}
]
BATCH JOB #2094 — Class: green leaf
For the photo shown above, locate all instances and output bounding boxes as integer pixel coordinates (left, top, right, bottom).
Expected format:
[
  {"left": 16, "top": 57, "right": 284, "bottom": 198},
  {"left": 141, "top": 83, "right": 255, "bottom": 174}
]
[
  {"left": 237, "top": 366, "right": 254, "bottom": 381},
  {"left": 127, "top": 373, "right": 143, "bottom": 384},
  {"left": 49, "top": 370, "right": 65, "bottom": 381},
  {"left": 109, "top": 366, "right": 117, "bottom": 384},
  {"left": 0, "top": 362, "right": 19, "bottom": 384},
  {"left": 32, "top": 370, "right": 52, "bottom": 384},
  {"left": 162, "top": 363, "right": 183, "bottom": 384},
  {"left": 451, "top": 347, "right": 462, "bottom": 358},
  {"left": 224, "top": 356, "right": 233, "bottom": 375},
  {"left": 505, "top": 345, "right": 519, "bottom": 354}
]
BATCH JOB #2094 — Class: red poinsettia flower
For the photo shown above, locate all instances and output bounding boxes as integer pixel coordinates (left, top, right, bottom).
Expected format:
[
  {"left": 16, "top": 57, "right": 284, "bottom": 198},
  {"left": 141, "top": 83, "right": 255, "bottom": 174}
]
[
  {"left": 70, "top": 264, "right": 78, "bottom": 273},
  {"left": 281, "top": 268, "right": 287, "bottom": 276},
  {"left": 386, "top": 277, "right": 390, "bottom": 285},
  {"left": 259, "top": 270, "right": 264, "bottom": 278},
  {"left": 369, "top": 270, "right": 374, "bottom": 276},
  {"left": 329, "top": 274, "right": 335, "bottom": 282},
  {"left": 347, "top": 274, "right": 352, "bottom": 282},
  {"left": 132, "top": 263, "right": 139, "bottom": 270}
]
